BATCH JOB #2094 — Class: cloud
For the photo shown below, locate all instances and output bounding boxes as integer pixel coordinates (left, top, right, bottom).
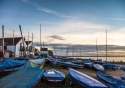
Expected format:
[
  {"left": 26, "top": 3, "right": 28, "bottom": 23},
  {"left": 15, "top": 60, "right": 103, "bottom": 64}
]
[
  {"left": 39, "top": 20, "right": 110, "bottom": 44},
  {"left": 112, "top": 27, "right": 125, "bottom": 33},
  {"left": 34, "top": 42, "right": 125, "bottom": 56},
  {"left": 37, "top": 7, "right": 75, "bottom": 18},
  {"left": 39, "top": 20, "right": 125, "bottom": 46},
  {"left": 22, "top": 0, "right": 28, "bottom": 3},
  {"left": 39, "top": 20, "right": 110, "bottom": 35},
  {"left": 59, "top": 21, "right": 110, "bottom": 32},
  {"left": 46, "top": 35, "right": 65, "bottom": 41},
  {"left": 37, "top": 7, "right": 57, "bottom": 14},
  {"left": 102, "top": 18, "right": 125, "bottom": 21},
  {"left": 20, "top": 20, "right": 108, "bottom": 44},
  {"left": 22, "top": 0, "right": 75, "bottom": 18}
]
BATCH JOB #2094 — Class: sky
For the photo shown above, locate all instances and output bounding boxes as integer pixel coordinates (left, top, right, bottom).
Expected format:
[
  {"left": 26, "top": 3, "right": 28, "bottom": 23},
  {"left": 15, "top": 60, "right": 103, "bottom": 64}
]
[{"left": 0, "top": 0, "right": 125, "bottom": 56}]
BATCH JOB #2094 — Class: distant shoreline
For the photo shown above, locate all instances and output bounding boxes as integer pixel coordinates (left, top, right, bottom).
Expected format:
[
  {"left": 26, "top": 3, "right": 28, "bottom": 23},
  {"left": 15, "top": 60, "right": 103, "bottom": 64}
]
[{"left": 60, "top": 56, "right": 125, "bottom": 57}]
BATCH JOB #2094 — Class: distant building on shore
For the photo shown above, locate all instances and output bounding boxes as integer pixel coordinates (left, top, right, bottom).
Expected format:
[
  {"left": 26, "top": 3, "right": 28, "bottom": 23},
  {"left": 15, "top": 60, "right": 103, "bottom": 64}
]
[{"left": 40, "top": 47, "right": 53, "bottom": 58}]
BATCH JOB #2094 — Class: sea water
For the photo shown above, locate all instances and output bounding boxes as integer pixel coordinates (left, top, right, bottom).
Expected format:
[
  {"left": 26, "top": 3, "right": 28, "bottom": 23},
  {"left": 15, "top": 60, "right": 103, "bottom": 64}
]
[{"left": 73, "top": 57, "right": 125, "bottom": 62}]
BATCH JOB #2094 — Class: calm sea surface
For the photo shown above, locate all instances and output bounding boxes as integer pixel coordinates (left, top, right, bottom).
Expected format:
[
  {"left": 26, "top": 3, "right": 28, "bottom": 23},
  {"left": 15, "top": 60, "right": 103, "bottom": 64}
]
[{"left": 74, "top": 57, "right": 125, "bottom": 62}]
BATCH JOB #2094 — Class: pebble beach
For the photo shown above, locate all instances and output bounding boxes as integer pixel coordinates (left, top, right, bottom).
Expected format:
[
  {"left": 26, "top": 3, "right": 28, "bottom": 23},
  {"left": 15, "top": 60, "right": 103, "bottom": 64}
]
[{"left": 34, "top": 64, "right": 125, "bottom": 88}]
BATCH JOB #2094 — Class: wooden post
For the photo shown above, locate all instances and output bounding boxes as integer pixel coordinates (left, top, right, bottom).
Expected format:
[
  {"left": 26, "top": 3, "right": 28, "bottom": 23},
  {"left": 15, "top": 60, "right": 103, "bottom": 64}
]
[
  {"left": 96, "top": 38, "right": 98, "bottom": 60},
  {"left": 2, "top": 25, "right": 4, "bottom": 58},
  {"left": 106, "top": 29, "right": 107, "bottom": 62},
  {"left": 13, "top": 30, "right": 15, "bottom": 58}
]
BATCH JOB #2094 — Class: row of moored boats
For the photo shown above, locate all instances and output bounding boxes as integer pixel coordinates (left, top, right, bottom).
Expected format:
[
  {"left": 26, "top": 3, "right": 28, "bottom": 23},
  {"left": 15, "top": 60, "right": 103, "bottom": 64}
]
[{"left": 0, "top": 56, "right": 125, "bottom": 88}]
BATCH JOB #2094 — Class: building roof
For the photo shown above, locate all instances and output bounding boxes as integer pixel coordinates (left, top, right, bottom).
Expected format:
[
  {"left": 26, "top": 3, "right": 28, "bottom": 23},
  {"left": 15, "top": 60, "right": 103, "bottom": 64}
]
[
  {"left": 0, "top": 50, "right": 12, "bottom": 52},
  {"left": 0, "top": 37, "right": 22, "bottom": 45},
  {"left": 25, "top": 41, "right": 32, "bottom": 46}
]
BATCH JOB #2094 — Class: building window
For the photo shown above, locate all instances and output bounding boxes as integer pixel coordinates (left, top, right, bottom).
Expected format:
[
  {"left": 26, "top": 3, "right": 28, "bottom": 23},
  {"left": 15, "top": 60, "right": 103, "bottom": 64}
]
[{"left": 20, "top": 43, "right": 24, "bottom": 51}]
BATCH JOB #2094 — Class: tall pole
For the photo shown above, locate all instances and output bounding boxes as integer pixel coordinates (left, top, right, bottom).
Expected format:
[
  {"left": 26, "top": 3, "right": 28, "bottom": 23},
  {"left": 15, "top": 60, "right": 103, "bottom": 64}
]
[
  {"left": 19, "top": 25, "right": 25, "bottom": 56},
  {"left": 54, "top": 43, "right": 56, "bottom": 56},
  {"left": 60, "top": 44, "right": 62, "bottom": 56},
  {"left": 65, "top": 44, "right": 70, "bottom": 57},
  {"left": 106, "top": 29, "right": 107, "bottom": 62},
  {"left": 72, "top": 45, "right": 74, "bottom": 56},
  {"left": 2, "top": 25, "right": 4, "bottom": 58},
  {"left": 13, "top": 30, "right": 14, "bottom": 57},
  {"left": 40, "top": 24, "right": 41, "bottom": 52},
  {"left": 28, "top": 31, "right": 29, "bottom": 55},
  {"left": 80, "top": 45, "right": 81, "bottom": 57},
  {"left": 75, "top": 47, "right": 77, "bottom": 57},
  {"left": 96, "top": 38, "right": 98, "bottom": 60},
  {"left": 32, "top": 33, "right": 33, "bottom": 54}
]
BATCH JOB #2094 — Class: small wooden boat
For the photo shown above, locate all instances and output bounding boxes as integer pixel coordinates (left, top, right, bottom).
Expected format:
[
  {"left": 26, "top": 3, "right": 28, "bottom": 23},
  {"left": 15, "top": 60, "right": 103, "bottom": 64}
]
[
  {"left": 69, "top": 68, "right": 108, "bottom": 88},
  {"left": 103, "top": 62, "right": 115, "bottom": 68},
  {"left": 0, "top": 58, "right": 26, "bottom": 72},
  {"left": 43, "top": 69, "right": 65, "bottom": 82},
  {"left": 120, "top": 74, "right": 125, "bottom": 80},
  {"left": 59, "top": 61, "right": 83, "bottom": 68},
  {"left": 97, "top": 71, "right": 125, "bottom": 87},
  {"left": 25, "top": 59, "right": 45, "bottom": 68},
  {"left": 120, "top": 65, "right": 125, "bottom": 71},
  {"left": 34, "top": 55, "right": 43, "bottom": 59},
  {"left": 94, "top": 59, "right": 104, "bottom": 65},
  {"left": 93, "top": 64, "right": 104, "bottom": 71},
  {"left": 84, "top": 62, "right": 93, "bottom": 68}
]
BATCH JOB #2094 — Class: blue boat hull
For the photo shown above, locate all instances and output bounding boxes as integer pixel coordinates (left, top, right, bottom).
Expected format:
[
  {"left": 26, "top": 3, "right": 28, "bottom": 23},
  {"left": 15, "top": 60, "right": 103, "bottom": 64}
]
[
  {"left": 59, "top": 62, "right": 83, "bottom": 68},
  {"left": 120, "top": 74, "right": 125, "bottom": 80},
  {"left": 93, "top": 64, "right": 104, "bottom": 71},
  {"left": 43, "top": 69, "right": 65, "bottom": 82},
  {"left": 69, "top": 68, "right": 108, "bottom": 88},
  {"left": 0, "top": 58, "right": 26, "bottom": 72},
  {"left": 97, "top": 71, "right": 125, "bottom": 88}
]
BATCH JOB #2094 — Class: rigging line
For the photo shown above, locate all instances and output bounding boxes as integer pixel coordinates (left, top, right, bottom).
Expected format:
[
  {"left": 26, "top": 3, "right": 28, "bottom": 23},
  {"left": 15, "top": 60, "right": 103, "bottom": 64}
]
[
  {"left": 106, "top": 29, "right": 107, "bottom": 62},
  {"left": 96, "top": 38, "right": 98, "bottom": 60}
]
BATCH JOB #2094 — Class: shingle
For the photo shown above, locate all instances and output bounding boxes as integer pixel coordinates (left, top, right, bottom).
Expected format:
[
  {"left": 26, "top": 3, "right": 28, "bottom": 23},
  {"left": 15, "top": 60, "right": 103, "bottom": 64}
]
[{"left": 0, "top": 37, "right": 22, "bottom": 45}]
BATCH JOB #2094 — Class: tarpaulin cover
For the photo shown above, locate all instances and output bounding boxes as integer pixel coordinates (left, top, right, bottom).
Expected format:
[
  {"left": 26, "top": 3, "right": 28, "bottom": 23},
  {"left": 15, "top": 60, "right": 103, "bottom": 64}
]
[
  {"left": 34, "top": 56, "right": 42, "bottom": 59},
  {"left": 0, "top": 67, "right": 44, "bottom": 88},
  {"left": 69, "top": 68, "right": 108, "bottom": 88},
  {"left": 0, "top": 58, "right": 26, "bottom": 71},
  {"left": 97, "top": 71, "right": 125, "bottom": 88},
  {"left": 103, "top": 62, "right": 116, "bottom": 67},
  {"left": 59, "top": 61, "right": 83, "bottom": 68},
  {"left": 25, "top": 59, "right": 45, "bottom": 68},
  {"left": 43, "top": 69, "right": 65, "bottom": 82},
  {"left": 120, "top": 74, "right": 125, "bottom": 80},
  {"left": 93, "top": 64, "right": 104, "bottom": 71}
]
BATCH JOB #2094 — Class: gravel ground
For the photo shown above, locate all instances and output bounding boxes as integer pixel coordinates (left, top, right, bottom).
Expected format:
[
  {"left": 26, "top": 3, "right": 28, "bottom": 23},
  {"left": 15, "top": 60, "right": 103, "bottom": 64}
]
[
  {"left": 0, "top": 64, "right": 124, "bottom": 88},
  {"left": 35, "top": 65, "right": 125, "bottom": 88}
]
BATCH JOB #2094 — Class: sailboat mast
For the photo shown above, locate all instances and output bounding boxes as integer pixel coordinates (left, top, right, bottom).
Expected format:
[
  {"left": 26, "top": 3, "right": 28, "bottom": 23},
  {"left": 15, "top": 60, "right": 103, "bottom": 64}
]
[
  {"left": 32, "top": 33, "right": 33, "bottom": 54},
  {"left": 65, "top": 44, "right": 70, "bottom": 57},
  {"left": 75, "top": 45, "right": 77, "bottom": 58},
  {"left": 54, "top": 43, "right": 56, "bottom": 56},
  {"left": 2, "top": 25, "right": 4, "bottom": 58},
  {"left": 28, "top": 31, "right": 29, "bottom": 55},
  {"left": 106, "top": 29, "right": 107, "bottom": 62},
  {"left": 72, "top": 45, "right": 74, "bottom": 56},
  {"left": 96, "top": 38, "right": 98, "bottom": 60},
  {"left": 60, "top": 44, "right": 62, "bottom": 56},
  {"left": 13, "top": 30, "right": 14, "bottom": 57},
  {"left": 19, "top": 25, "right": 25, "bottom": 56},
  {"left": 43, "top": 41, "right": 44, "bottom": 58},
  {"left": 80, "top": 45, "right": 81, "bottom": 57},
  {"left": 40, "top": 24, "right": 41, "bottom": 51}
]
